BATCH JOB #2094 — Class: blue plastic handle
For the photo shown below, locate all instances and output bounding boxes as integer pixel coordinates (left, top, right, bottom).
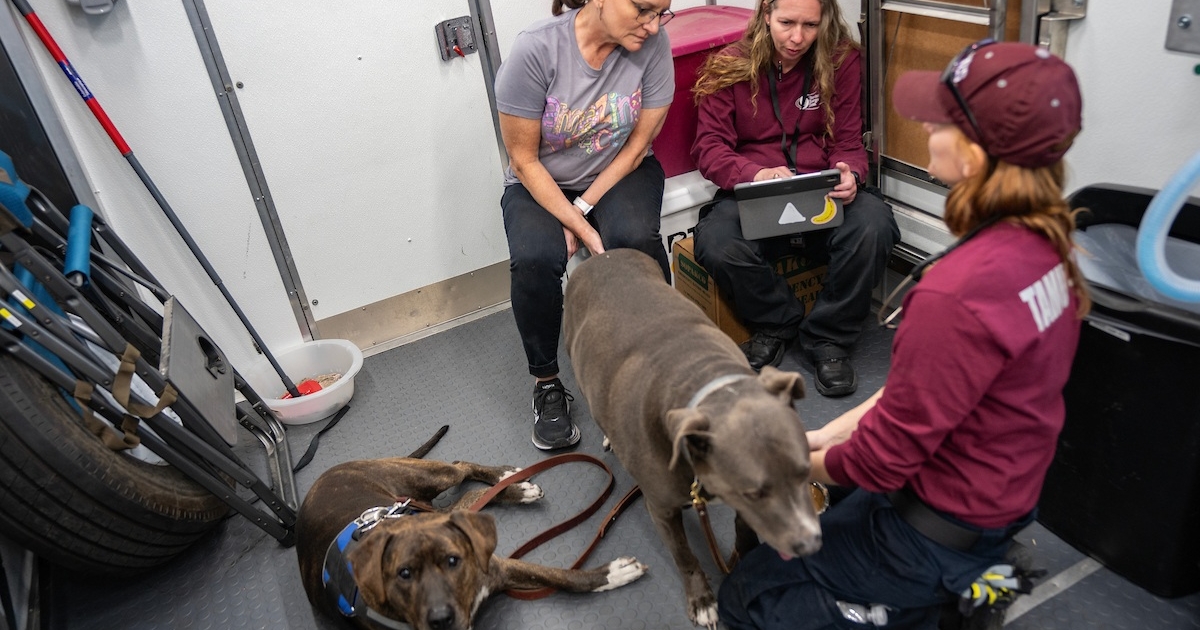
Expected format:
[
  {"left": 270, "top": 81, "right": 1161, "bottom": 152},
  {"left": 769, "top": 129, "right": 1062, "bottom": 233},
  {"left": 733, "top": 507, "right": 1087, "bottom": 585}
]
[
  {"left": 64, "top": 204, "right": 94, "bottom": 284},
  {"left": 1136, "top": 150, "right": 1200, "bottom": 303}
]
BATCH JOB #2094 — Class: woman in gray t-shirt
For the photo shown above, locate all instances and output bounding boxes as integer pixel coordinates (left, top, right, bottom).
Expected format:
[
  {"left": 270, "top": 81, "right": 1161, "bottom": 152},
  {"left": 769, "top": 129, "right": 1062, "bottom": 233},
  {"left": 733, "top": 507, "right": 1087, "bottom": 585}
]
[{"left": 495, "top": 0, "right": 675, "bottom": 451}]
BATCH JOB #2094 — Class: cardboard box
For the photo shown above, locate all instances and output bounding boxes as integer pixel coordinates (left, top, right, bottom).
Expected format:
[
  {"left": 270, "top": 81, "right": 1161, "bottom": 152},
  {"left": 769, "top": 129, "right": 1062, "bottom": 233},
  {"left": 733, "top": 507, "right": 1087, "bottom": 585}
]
[{"left": 672, "top": 237, "right": 827, "bottom": 345}]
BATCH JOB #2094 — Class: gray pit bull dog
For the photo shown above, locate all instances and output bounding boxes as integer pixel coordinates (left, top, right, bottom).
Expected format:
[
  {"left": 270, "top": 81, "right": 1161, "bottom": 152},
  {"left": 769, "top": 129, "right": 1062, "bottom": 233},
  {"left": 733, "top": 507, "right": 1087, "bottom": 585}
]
[
  {"left": 296, "top": 457, "right": 647, "bottom": 630},
  {"left": 564, "top": 249, "right": 823, "bottom": 628}
]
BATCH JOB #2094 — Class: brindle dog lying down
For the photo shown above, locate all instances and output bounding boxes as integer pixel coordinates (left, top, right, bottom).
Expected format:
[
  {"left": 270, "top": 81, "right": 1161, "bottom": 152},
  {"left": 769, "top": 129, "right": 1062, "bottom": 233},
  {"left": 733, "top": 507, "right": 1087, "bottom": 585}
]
[{"left": 296, "top": 457, "right": 647, "bottom": 630}]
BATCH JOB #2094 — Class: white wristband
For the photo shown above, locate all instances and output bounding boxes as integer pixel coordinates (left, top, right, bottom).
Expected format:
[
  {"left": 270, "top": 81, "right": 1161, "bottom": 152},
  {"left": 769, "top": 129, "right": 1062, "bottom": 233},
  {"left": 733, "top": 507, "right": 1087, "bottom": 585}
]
[{"left": 573, "top": 196, "right": 594, "bottom": 216}]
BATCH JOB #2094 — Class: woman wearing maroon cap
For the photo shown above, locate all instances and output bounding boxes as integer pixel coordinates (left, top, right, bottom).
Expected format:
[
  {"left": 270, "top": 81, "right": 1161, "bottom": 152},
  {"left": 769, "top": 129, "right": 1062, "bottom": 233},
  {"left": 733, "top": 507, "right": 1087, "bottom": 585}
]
[{"left": 718, "top": 40, "right": 1091, "bottom": 629}]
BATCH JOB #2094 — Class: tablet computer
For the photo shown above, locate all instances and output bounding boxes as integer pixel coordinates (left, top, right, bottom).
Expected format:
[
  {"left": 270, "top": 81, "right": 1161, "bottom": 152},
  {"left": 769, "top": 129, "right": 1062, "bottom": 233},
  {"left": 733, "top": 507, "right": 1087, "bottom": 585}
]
[{"left": 733, "top": 168, "right": 843, "bottom": 240}]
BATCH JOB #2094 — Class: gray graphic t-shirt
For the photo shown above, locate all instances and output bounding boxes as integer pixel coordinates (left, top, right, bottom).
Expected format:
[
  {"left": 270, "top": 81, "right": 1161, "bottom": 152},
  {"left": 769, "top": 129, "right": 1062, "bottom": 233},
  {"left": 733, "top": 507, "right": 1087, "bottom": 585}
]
[{"left": 495, "top": 9, "right": 674, "bottom": 189}]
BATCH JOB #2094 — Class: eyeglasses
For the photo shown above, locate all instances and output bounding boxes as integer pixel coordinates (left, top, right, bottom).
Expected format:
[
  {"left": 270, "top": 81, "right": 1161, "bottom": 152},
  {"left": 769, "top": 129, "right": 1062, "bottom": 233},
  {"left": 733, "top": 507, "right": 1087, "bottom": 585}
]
[
  {"left": 629, "top": 0, "right": 675, "bottom": 25},
  {"left": 940, "top": 38, "right": 995, "bottom": 147}
]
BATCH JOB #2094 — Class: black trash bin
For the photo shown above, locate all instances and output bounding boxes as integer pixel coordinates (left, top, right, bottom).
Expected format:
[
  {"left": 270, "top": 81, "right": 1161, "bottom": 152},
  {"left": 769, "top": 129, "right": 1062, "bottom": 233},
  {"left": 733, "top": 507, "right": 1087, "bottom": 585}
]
[{"left": 1038, "top": 184, "right": 1200, "bottom": 598}]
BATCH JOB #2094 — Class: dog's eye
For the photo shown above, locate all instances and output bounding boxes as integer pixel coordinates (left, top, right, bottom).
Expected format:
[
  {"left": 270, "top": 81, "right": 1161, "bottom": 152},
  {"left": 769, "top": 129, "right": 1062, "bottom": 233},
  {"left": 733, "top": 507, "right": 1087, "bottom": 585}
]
[
  {"left": 398, "top": 567, "right": 413, "bottom": 580},
  {"left": 744, "top": 488, "right": 767, "bottom": 501},
  {"left": 447, "top": 555, "right": 461, "bottom": 569}
]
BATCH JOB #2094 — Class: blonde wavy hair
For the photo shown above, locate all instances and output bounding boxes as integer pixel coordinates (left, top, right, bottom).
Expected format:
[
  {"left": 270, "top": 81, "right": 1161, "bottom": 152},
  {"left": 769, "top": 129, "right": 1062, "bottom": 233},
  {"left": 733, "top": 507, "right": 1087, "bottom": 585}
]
[
  {"left": 692, "top": 0, "right": 859, "bottom": 138},
  {"left": 943, "top": 131, "right": 1091, "bottom": 316}
]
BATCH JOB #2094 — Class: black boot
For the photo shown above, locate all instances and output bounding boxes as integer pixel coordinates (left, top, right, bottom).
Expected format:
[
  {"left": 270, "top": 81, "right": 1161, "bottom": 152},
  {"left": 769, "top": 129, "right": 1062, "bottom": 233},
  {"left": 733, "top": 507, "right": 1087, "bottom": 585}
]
[
  {"left": 813, "top": 356, "right": 857, "bottom": 397},
  {"left": 739, "top": 332, "right": 786, "bottom": 371}
]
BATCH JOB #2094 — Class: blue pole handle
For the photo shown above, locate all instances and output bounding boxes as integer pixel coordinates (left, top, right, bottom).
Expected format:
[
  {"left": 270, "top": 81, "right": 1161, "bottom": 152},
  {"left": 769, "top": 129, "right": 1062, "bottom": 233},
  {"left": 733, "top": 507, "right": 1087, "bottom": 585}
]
[
  {"left": 1136, "top": 150, "right": 1200, "bottom": 303},
  {"left": 64, "top": 204, "right": 94, "bottom": 285}
]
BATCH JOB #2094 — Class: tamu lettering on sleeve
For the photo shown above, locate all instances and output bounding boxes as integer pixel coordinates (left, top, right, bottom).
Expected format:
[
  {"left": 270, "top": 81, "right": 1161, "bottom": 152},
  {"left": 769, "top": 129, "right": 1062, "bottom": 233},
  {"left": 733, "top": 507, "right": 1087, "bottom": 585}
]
[{"left": 1018, "top": 263, "right": 1071, "bottom": 333}]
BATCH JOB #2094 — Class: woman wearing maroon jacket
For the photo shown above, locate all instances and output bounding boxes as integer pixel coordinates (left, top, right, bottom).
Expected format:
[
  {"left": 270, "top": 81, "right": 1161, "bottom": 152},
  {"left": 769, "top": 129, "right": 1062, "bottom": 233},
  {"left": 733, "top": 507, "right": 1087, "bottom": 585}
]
[
  {"left": 690, "top": 0, "right": 898, "bottom": 396},
  {"left": 718, "top": 40, "right": 1090, "bottom": 630}
]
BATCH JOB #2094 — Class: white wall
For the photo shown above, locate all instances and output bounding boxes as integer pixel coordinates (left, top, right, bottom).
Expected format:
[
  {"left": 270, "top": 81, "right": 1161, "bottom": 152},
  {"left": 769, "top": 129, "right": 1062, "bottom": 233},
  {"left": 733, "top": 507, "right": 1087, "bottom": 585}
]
[
  {"left": 202, "top": 1, "right": 507, "bottom": 319},
  {"left": 4, "top": 0, "right": 1196, "bottom": 375},
  {"left": 6, "top": 0, "right": 507, "bottom": 373},
  {"left": 5, "top": 1, "right": 290, "bottom": 372},
  {"left": 1062, "top": 2, "right": 1200, "bottom": 197}
]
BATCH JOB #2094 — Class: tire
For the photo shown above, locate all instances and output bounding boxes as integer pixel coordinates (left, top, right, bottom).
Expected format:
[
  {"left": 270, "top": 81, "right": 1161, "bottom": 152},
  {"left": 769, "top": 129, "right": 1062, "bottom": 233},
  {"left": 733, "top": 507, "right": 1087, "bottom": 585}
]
[{"left": 0, "top": 352, "right": 230, "bottom": 576}]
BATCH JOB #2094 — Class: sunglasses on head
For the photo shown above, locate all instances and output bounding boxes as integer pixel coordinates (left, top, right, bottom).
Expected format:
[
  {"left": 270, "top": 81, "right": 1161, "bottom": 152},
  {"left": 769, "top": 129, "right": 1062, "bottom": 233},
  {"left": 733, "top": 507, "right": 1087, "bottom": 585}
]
[{"left": 939, "top": 38, "right": 996, "bottom": 147}]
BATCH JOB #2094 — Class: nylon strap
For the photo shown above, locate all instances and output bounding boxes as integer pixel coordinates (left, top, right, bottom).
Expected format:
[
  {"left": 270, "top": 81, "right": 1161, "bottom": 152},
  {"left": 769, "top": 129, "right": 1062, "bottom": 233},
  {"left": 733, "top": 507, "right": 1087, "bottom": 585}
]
[
  {"left": 73, "top": 379, "right": 137, "bottom": 451},
  {"left": 767, "top": 54, "right": 815, "bottom": 174},
  {"left": 111, "top": 343, "right": 178, "bottom": 419},
  {"left": 79, "top": 343, "right": 176, "bottom": 451}
]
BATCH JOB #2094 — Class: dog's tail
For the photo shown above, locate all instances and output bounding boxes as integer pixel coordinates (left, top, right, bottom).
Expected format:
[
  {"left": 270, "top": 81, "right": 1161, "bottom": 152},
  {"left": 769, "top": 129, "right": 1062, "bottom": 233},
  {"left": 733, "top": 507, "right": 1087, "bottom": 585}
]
[{"left": 408, "top": 425, "right": 449, "bottom": 459}]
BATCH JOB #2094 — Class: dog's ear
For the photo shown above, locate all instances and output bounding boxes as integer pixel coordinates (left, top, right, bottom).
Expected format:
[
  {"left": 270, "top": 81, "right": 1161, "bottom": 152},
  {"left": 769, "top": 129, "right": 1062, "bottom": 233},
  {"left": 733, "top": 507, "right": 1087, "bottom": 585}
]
[
  {"left": 448, "top": 511, "right": 498, "bottom": 572},
  {"left": 344, "top": 528, "right": 394, "bottom": 609},
  {"left": 666, "top": 408, "right": 713, "bottom": 470},
  {"left": 758, "top": 366, "right": 806, "bottom": 402}
]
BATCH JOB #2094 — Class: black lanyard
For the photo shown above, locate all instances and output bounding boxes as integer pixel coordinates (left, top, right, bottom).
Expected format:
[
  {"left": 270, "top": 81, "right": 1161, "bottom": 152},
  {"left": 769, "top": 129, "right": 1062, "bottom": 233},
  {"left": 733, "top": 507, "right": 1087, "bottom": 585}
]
[{"left": 766, "top": 54, "right": 814, "bottom": 173}]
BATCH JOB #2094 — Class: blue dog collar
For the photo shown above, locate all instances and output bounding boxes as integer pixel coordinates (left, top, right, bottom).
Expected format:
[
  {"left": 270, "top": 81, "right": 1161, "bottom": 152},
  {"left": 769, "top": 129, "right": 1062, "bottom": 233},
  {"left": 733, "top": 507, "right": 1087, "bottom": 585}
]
[{"left": 321, "top": 500, "right": 418, "bottom": 629}]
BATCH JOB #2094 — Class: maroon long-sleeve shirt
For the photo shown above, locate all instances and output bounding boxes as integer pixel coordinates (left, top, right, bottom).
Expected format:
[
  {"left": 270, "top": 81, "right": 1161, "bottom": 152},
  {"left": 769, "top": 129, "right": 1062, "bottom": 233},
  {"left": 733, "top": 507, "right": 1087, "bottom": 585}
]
[
  {"left": 691, "top": 45, "right": 867, "bottom": 189},
  {"left": 825, "top": 224, "right": 1082, "bottom": 529}
]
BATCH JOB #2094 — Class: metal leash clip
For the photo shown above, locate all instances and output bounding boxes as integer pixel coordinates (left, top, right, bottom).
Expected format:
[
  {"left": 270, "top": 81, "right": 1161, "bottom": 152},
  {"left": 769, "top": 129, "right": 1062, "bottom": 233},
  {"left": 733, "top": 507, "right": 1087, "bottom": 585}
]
[
  {"left": 690, "top": 480, "right": 706, "bottom": 510},
  {"left": 353, "top": 498, "right": 414, "bottom": 536}
]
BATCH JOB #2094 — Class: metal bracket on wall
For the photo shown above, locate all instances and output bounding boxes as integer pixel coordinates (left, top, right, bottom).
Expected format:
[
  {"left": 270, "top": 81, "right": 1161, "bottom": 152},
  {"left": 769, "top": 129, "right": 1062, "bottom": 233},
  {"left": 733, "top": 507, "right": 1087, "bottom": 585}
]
[
  {"left": 1033, "top": 0, "right": 1087, "bottom": 59},
  {"left": 436, "top": 16, "right": 478, "bottom": 61},
  {"left": 65, "top": 0, "right": 118, "bottom": 16},
  {"left": 1167, "top": 0, "right": 1200, "bottom": 55},
  {"left": 880, "top": 0, "right": 1006, "bottom": 41}
]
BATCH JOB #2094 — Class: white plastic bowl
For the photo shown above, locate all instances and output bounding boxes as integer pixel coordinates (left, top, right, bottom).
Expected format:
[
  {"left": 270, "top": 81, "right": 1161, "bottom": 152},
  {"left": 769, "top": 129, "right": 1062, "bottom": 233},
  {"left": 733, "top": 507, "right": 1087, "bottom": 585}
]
[{"left": 242, "top": 339, "right": 364, "bottom": 425}]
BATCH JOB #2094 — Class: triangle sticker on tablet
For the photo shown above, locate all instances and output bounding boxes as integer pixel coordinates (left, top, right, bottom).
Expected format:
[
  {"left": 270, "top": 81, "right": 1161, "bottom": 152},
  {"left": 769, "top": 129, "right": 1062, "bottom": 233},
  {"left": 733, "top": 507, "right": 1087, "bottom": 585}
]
[{"left": 779, "top": 202, "right": 807, "bottom": 225}]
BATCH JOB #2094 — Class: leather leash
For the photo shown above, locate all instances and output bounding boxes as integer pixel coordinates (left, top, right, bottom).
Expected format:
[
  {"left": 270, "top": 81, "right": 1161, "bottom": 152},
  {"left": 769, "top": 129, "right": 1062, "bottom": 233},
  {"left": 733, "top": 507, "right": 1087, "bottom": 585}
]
[
  {"left": 690, "top": 480, "right": 732, "bottom": 575},
  {"left": 690, "top": 478, "right": 831, "bottom": 575},
  {"left": 462, "top": 453, "right": 643, "bottom": 600}
]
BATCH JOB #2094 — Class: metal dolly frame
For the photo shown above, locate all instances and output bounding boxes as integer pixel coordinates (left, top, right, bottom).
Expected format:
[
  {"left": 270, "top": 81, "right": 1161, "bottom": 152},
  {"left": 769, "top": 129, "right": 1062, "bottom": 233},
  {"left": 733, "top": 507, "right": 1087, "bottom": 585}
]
[{"left": 0, "top": 188, "right": 298, "bottom": 545}]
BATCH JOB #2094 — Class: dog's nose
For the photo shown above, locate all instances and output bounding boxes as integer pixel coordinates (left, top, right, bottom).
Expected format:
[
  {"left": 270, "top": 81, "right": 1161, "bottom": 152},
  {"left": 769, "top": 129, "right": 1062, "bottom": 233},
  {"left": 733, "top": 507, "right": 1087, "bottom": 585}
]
[
  {"left": 427, "top": 605, "right": 456, "bottom": 630},
  {"left": 793, "top": 534, "right": 822, "bottom": 557}
]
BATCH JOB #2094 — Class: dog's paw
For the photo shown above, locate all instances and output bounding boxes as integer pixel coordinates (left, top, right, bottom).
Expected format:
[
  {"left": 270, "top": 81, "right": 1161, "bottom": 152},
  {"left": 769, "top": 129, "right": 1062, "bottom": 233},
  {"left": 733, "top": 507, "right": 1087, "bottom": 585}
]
[
  {"left": 689, "top": 600, "right": 719, "bottom": 629},
  {"left": 593, "top": 557, "right": 648, "bottom": 591},
  {"left": 602, "top": 436, "right": 611, "bottom": 451},
  {"left": 497, "top": 470, "right": 543, "bottom": 503},
  {"left": 514, "top": 481, "right": 544, "bottom": 503}
]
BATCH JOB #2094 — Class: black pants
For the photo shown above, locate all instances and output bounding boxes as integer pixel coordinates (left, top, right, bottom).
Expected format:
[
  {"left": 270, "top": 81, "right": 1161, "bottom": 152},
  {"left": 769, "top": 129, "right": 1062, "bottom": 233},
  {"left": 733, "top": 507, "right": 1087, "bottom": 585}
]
[
  {"left": 718, "top": 489, "right": 1026, "bottom": 630},
  {"left": 693, "top": 190, "right": 899, "bottom": 359},
  {"left": 501, "top": 155, "right": 669, "bottom": 378}
]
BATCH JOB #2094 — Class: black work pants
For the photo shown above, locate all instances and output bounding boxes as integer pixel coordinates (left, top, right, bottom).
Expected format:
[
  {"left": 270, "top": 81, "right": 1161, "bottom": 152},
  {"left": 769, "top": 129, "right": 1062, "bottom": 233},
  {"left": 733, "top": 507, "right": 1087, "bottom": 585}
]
[
  {"left": 718, "top": 489, "right": 1027, "bottom": 630},
  {"left": 693, "top": 190, "right": 898, "bottom": 358},
  {"left": 501, "top": 155, "right": 669, "bottom": 378}
]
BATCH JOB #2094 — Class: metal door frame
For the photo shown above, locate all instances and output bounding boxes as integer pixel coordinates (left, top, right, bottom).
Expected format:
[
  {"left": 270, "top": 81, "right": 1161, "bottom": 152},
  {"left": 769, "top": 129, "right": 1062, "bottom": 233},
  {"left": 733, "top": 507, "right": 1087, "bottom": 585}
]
[{"left": 862, "top": 0, "right": 1085, "bottom": 261}]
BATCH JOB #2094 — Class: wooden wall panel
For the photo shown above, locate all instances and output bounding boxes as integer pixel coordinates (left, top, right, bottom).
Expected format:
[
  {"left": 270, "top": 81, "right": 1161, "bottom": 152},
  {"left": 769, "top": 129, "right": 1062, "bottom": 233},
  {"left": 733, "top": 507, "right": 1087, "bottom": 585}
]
[{"left": 882, "top": 1, "right": 1023, "bottom": 170}]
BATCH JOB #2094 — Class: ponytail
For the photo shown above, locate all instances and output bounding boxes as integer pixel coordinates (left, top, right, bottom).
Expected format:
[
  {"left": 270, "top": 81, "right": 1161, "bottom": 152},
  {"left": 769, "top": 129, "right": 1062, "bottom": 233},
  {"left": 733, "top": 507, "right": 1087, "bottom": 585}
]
[
  {"left": 944, "top": 145, "right": 1092, "bottom": 317},
  {"left": 552, "top": 0, "right": 586, "bottom": 15}
]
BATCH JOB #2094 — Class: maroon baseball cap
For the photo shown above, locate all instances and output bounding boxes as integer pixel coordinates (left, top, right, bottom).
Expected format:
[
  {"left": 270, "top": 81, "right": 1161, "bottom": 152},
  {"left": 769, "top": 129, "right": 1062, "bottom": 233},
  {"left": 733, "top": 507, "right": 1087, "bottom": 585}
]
[{"left": 892, "top": 40, "right": 1082, "bottom": 168}]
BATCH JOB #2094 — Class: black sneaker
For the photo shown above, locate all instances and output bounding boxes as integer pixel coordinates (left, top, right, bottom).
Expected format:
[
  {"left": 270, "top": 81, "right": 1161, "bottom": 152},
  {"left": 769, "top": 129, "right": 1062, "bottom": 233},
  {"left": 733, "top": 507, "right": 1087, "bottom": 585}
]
[{"left": 531, "top": 379, "right": 580, "bottom": 450}]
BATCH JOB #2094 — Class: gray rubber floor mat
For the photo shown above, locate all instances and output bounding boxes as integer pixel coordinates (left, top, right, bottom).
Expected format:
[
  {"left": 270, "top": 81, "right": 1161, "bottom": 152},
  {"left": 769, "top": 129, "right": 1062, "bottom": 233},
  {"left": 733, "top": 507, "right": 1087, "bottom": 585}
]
[{"left": 43, "top": 309, "right": 1200, "bottom": 629}]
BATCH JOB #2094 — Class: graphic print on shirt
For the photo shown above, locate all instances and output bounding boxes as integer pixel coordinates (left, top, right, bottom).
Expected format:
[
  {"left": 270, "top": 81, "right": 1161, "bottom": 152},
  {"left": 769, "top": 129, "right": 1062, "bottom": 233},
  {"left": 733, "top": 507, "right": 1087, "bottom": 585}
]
[
  {"left": 795, "top": 91, "right": 820, "bottom": 111},
  {"left": 1019, "top": 262, "right": 1070, "bottom": 333},
  {"left": 542, "top": 88, "right": 643, "bottom": 156}
]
